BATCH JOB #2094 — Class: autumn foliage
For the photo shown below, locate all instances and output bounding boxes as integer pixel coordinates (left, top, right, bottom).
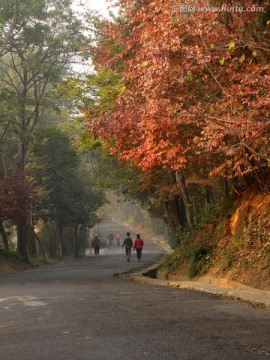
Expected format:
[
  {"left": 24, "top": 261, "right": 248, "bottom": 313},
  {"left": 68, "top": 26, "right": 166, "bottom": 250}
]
[
  {"left": 86, "top": 0, "right": 270, "bottom": 180},
  {"left": 0, "top": 173, "right": 29, "bottom": 221}
]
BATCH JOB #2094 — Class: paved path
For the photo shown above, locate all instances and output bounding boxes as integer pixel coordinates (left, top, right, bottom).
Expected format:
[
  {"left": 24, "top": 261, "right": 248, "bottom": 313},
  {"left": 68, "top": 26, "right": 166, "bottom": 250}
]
[{"left": 1, "top": 221, "right": 270, "bottom": 359}]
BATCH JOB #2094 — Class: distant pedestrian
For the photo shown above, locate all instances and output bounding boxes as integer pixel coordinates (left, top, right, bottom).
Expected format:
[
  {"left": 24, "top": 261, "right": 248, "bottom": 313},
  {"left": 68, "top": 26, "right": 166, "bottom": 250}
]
[
  {"left": 115, "top": 232, "right": 121, "bottom": 247},
  {"left": 108, "top": 232, "right": 114, "bottom": 247},
  {"left": 122, "top": 232, "right": 133, "bottom": 262},
  {"left": 133, "top": 234, "right": 144, "bottom": 262},
  {"left": 92, "top": 235, "right": 101, "bottom": 256}
]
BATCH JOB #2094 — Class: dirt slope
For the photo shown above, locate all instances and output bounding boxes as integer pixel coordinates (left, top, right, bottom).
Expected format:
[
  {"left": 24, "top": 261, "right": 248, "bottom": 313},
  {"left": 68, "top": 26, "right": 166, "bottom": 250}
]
[
  {"left": 0, "top": 258, "right": 35, "bottom": 275},
  {"left": 158, "top": 193, "right": 270, "bottom": 291}
]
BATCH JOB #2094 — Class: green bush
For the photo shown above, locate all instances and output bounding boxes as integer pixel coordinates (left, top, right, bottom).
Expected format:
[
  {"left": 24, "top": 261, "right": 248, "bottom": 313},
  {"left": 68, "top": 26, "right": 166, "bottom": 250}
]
[
  {"left": 28, "top": 256, "right": 49, "bottom": 266},
  {"left": 0, "top": 248, "right": 22, "bottom": 261},
  {"left": 199, "top": 204, "right": 220, "bottom": 227},
  {"left": 189, "top": 245, "right": 212, "bottom": 278}
]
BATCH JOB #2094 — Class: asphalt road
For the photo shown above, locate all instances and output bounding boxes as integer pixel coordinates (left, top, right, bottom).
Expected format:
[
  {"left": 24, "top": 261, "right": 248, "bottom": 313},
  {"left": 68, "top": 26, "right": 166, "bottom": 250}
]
[{"left": 1, "top": 221, "right": 270, "bottom": 360}]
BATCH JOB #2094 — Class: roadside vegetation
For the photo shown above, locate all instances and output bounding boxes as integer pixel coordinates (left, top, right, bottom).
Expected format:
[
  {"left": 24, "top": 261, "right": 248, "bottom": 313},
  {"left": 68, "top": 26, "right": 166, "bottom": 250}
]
[{"left": 0, "top": 0, "right": 269, "bottom": 289}]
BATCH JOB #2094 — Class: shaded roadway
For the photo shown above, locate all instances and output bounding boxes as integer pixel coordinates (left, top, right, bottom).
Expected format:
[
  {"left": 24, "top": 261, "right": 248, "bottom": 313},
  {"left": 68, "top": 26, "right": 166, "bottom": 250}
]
[{"left": 1, "top": 221, "right": 270, "bottom": 359}]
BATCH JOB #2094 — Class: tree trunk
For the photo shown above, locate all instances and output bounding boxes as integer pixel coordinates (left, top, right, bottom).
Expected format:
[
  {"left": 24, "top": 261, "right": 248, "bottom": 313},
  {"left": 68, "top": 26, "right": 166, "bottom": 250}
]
[
  {"left": 0, "top": 221, "right": 9, "bottom": 250},
  {"left": 179, "top": 197, "right": 187, "bottom": 229},
  {"left": 16, "top": 80, "right": 28, "bottom": 260},
  {"left": 205, "top": 185, "right": 214, "bottom": 205},
  {"left": 17, "top": 221, "right": 28, "bottom": 262},
  {"left": 163, "top": 201, "right": 176, "bottom": 230},
  {"left": 175, "top": 170, "right": 193, "bottom": 230},
  {"left": 224, "top": 178, "right": 229, "bottom": 198},
  {"left": 174, "top": 197, "right": 185, "bottom": 229},
  {"left": 27, "top": 202, "right": 37, "bottom": 256},
  {"left": 58, "top": 222, "right": 63, "bottom": 259},
  {"left": 32, "top": 228, "right": 46, "bottom": 261},
  {"left": 74, "top": 224, "right": 81, "bottom": 258},
  {"left": 53, "top": 222, "right": 58, "bottom": 258},
  {"left": 27, "top": 225, "right": 37, "bottom": 256},
  {"left": 74, "top": 226, "right": 78, "bottom": 258}
]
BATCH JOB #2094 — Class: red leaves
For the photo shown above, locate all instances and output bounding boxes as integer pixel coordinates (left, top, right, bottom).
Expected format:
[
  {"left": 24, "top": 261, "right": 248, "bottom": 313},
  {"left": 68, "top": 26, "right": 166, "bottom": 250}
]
[
  {"left": 0, "top": 173, "right": 30, "bottom": 221},
  {"left": 85, "top": 0, "right": 270, "bottom": 178}
]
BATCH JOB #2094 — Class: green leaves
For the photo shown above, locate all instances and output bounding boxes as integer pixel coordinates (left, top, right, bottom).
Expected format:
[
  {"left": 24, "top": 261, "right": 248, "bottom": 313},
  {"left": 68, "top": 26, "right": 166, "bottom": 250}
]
[
  {"left": 185, "top": 72, "right": 193, "bottom": 81},
  {"left": 219, "top": 57, "right": 225, "bottom": 66},
  {"left": 140, "top": 60, "right": 149, "bottom": 68},
  {"left": 172, "top": 16, "right": 179, "bottom": 25},
  {"left": 228, "top": 41, "right": 235, "bottom": 51},
  {"left": 239, "top": 54, "right": 245, "bottom": 63}
]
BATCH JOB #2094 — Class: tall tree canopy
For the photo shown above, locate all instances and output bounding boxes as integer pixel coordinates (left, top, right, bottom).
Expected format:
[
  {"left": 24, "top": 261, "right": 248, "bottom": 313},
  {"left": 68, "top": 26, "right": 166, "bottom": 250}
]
[
  {"left": 0, "top": 0, "right": 105, "bottom": 258},
  {"left": 85, "top": 0, "right": 270, "bottom": 179}
]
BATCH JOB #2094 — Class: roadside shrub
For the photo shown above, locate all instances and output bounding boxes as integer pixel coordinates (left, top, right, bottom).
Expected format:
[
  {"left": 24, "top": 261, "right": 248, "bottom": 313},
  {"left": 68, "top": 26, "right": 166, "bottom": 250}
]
[
  {"left": 0, "top": 248, "right": 22, "bottom": 261},
  {"left": 199, "top": 204, "right": 220, "bottom": 227},
  {"left": 28, "top": 255, "right": 48, "bottom": 266},
  {"left": 189, "top": 245, "right": 212, "bottom": 278}
]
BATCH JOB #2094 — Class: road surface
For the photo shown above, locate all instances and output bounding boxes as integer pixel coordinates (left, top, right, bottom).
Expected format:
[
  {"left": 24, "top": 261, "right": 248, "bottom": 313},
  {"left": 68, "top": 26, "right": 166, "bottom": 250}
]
[{"left": 1, "top": 221, "right": 270, "bottom": 359}]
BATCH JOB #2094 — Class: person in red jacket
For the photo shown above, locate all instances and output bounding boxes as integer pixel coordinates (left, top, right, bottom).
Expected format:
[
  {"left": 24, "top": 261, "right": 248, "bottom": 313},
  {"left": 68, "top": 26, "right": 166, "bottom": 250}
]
[
  {"left": 133, "top": 234, "right": 144, "bottom": 262},
  {"left": 92, "top": 235, "right": 101, "bottom": 256}
]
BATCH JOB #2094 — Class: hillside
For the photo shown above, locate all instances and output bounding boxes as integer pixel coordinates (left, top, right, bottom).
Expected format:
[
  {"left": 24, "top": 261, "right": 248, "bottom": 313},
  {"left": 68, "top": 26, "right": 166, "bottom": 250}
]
[{"left": 158, "top": 193, "right": 270, "bottom": 291}]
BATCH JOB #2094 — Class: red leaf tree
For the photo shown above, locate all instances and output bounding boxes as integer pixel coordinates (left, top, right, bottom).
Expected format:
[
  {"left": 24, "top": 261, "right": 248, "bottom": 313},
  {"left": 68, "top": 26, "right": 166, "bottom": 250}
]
[
  {"left": 86, "top": 0, "right": 270, "bottom": 180},
  {"left": 0, "top": 172, "right": 30, "bottom": 250}
]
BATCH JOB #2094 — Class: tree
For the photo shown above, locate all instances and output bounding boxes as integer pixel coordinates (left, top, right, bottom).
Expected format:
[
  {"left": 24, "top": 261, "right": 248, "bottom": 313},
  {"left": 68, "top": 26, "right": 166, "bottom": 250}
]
[
  {"left": 85, "top": 0, "right": 270, "bottom": 175},
  {"left": 0, "top": 172, "right": 29, "bottom": 250},
  {"left": 0, "top": 0, "right": 18, "bottom": 57},
  {"left": 29, "top": 125, "right": 105, "bottom": 258},
  {"left": 0, "top": 0, "right": 90, "bottom": 259},
  {"left": 80, "top": 0, "right": 270, "bottom": 240}
]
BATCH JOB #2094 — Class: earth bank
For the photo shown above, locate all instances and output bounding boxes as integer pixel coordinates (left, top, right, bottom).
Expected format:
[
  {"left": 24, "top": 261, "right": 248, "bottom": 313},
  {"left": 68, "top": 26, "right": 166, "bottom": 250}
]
[{"left": 157, "top": 192, "right": 270, "bottom": 291}]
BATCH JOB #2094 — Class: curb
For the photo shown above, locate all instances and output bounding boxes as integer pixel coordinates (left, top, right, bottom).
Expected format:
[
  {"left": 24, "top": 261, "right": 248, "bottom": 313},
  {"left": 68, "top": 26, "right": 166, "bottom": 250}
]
[{"left": 119, "top": 258, "right": 270, "bottom": 309}]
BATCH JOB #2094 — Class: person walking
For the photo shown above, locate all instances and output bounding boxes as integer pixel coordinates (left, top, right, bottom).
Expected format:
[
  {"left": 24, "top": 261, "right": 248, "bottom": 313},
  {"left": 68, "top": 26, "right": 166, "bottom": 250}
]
[
  {"left": 115, "top": 232, "right": 121, "bottom": 247},
  {"left": 133, "top": 234, "right": 144, "bottom": 262},
  {"left": 92, "top": 235, "right": 101, "bottom": 256},
  {"left": 122, "top": 232, "right": 133, "bottom": 262},
  {"left": 108, "top": 232, "right": 114, "bottom": 247}
]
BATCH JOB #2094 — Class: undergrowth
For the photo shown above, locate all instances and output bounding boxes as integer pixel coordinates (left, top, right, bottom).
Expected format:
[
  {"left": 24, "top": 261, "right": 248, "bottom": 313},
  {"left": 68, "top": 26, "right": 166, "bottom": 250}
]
[
  {"left": 0, "top": 249, "right": 49, "bottom": 267},
  {"left": 0, "top": 248, "right": 22, "bottom": 261},
  {"left": 159, "top": 240, "right": 213, "bottom": 278},
  {"left": 159, "top": 211, "right": 228, "bottom": 279},
  {"left": 28, "top": 256, "right": 49, "bottom": 266},
  {"left": 189, "top": 245, "right": 212, "bottom": 278}
]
